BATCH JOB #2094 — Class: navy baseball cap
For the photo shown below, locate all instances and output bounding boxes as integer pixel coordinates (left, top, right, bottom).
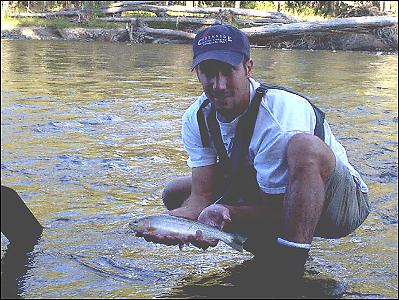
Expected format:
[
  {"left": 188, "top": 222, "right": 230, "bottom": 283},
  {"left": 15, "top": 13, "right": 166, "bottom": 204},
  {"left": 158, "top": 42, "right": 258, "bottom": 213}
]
[{"left": 191, "top": 24, "right": 250, "bottom": 70}]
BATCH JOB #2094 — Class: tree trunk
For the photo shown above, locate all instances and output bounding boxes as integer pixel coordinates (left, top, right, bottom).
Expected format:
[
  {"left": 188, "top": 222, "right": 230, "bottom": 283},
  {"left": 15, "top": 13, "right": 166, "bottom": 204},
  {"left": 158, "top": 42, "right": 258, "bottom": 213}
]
[
  {"left": 99, "top": 16, "right": 221, "bottom": 25},
  {"left": 1, "top": 1, "right": 10, "bottom": 16},
  {"left": 380, "top": 1, "right": 385, "bottom": 12},
  {"left": 101, "top": 4, "right": 293, "bottom": 21},
  {"left": 274, "top": 1, "right": 279, "bottom": 11},
  {"left": 142, "top": 27, "right": 196, "bottom": 40},
  {"left": 331, "top": 1, "right": 336, "bottom": 17},
  {"left": 242, "top": 16, "right": 398, "bottom": 37}
]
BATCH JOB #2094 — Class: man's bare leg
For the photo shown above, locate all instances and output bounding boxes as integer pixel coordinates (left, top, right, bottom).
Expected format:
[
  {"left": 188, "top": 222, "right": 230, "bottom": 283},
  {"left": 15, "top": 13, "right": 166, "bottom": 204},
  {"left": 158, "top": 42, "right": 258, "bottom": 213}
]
[
  {"left": 277, "top": 133, "right": 336, "bottom": 279},
  {"left": 283, "top": 133, "right": 336, "bottom": 244}
]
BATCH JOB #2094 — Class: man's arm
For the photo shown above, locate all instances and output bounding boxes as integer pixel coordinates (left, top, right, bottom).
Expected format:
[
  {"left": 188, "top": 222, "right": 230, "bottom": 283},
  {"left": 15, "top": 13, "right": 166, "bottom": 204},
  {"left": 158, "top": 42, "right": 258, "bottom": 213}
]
[
  {"left": 189, "top": 192, "right": 283, "bottom": 250},
  {"left": 198, "top": 192, "right": 283, "bottom": 234},
  {"left": 169, "top": 164, "right": 219, "bottom": 220},
  {"left": 137, "top": 164, "right": 219, "bottom": 246}
]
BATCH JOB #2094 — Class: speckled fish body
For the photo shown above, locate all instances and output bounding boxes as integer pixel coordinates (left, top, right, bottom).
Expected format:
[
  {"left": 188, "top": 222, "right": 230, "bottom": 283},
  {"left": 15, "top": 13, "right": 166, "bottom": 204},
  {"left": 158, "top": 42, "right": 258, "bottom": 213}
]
[{"left": 129, "top": 214, "right": 247, "bottom": 252}]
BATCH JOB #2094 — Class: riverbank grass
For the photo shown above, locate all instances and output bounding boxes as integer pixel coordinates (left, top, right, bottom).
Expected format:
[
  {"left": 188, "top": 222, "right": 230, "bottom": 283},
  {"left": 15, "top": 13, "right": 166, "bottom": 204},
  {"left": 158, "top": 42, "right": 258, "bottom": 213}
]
[{"left": 1, "top": 16, "right": 125, "bottom": 30}]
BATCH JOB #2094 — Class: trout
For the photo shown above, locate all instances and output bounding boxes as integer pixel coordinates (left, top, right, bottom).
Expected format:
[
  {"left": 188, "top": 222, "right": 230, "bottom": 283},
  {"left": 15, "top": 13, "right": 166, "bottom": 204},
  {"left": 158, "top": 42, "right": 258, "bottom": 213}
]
[{"left": 129, "top": 214, "right": 247, "bottom": 252}]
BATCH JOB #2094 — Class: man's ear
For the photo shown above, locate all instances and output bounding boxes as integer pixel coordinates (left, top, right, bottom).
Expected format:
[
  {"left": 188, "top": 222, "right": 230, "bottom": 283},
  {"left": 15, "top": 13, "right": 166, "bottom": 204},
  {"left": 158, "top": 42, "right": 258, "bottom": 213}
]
[{"left": 245, "top": 59, "right": 254, "bottom": 77}]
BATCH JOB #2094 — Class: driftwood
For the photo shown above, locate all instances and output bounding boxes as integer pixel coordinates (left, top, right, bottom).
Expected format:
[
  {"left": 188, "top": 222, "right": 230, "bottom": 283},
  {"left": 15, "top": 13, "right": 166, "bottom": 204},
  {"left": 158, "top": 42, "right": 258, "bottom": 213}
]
[
  {"left": 4, "top": 3, "right": 397, "bottom": 51},
  {"left": 124, "top": 15, "right": 397, "bottom": 51},
  {"left": 125, "top": 19, "right": 195, "bottom": 42},
  {"left": 8, "top": 4, "right": 294, "bottom": 23},
  {"left": 99, "top": 16, "right": 221, "bottom": 26},
  {"left": 108, "top": 1, "right": 166, "bottom": 7},
  {"left": 100, "top": 4, "right": 294, "bottom": 21},
  {"left": 142, "top": 27, "right": 195, "bottom": 39},
  {"left": 99, "top": 16, "right": 291, "bottom": 26},
  {"left": 242, "top": 16, "right": 398, "bottom": 37},
  {"left": 243, "top": 16, "right": 398, "bottom": 51},
  {"left": 237, "top": 18, "right": 293, "bottom": 25}
]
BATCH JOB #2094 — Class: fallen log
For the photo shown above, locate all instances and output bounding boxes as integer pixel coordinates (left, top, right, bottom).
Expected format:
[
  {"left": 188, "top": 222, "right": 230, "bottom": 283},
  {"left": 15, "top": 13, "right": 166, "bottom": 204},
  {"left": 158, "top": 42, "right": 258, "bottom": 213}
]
[
  {"left": 142, "top": 27, "right": 195, "bottom": 39},
  {"left": 237, "top": 18, "right": 292, "bottom": 25},
  {"left": 108, "top": 1, "right": 165, "bottom": 7},
  {"left": 250, "top": 29, "right": 397, "bottom": 51},
  {"left": 242, "top": 16, "right": 398, "bottom": 37},
  {"left": 99, "top": 16, "right": 291, "bottom": 26},
  {"left": 124, "top": 18, "right": 195, "bottom": 43},
  {"left": 98, "top": 16, "right": 221, "bottom": 25},
  {"left": 243, "top": 16, "right": 397, "bottom": 51},
  {"left": 100, "top": 4, "right": 294, "bottom": 21}
]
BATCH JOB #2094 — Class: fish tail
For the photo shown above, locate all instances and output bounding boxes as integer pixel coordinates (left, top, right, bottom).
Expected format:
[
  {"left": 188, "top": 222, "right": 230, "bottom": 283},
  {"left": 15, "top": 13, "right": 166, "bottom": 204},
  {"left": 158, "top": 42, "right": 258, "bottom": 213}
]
[{"left": 226, "top": 233, "right": 248, "bottom": 252}]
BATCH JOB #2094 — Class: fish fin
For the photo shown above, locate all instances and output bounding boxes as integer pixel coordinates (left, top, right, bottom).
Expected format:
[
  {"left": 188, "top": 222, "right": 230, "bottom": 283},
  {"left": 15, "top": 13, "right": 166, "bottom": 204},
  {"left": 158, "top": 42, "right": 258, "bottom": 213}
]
[
  {"left": 226, "top": 233, "right": 248, "bottom": 252},
  {"left": 178, "top": 243, "right": 184, "bottom": 251}
]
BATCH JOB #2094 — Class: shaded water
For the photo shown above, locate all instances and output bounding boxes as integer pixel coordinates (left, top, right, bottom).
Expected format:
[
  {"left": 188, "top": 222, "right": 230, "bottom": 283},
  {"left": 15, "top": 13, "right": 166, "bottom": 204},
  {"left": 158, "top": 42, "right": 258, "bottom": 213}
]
[{"left": 1, "top": 40, "right": 397, "bottom": 298}]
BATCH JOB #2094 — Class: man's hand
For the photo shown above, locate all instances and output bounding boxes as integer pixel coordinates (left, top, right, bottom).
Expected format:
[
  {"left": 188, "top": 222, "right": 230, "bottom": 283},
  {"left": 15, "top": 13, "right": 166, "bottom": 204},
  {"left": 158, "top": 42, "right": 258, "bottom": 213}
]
[
  {"left": 135, "top": 229, "right": 187, "bottom": 247},
  {"left": 197, "top": 204, "right": 232, "bottom": 230},
  {"left": 187, "top": 204, "right": 232, "bottom": 250}
]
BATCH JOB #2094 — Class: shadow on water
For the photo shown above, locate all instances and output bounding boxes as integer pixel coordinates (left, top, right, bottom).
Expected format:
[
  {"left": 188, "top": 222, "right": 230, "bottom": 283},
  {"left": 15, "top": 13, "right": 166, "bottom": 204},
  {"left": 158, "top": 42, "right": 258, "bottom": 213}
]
[
  {"left": 1, "top": 186, "right": 43, "bottom": 299},
  {"left": 161, "top": 258, "right": 349, "bottom": 299},
  {"left": 1, "top": 241, "right": 40, "bottom": 299}
]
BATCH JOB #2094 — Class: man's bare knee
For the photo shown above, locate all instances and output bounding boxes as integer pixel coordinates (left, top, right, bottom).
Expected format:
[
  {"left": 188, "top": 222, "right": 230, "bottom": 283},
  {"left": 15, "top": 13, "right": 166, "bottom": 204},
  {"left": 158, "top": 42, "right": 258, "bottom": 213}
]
[
  {"left": 162, "top": 176, "right": 191, "bottom": 210},
  {"left": 286, "top": 133, "right": 335, "bottom": 183}
]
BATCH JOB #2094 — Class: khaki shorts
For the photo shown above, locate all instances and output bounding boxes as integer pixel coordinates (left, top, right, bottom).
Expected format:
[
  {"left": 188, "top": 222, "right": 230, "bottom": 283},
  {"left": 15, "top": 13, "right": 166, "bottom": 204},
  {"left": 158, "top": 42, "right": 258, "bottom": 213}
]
[{"left": 314, "top": 157, "right": 370, "bottom": 238}]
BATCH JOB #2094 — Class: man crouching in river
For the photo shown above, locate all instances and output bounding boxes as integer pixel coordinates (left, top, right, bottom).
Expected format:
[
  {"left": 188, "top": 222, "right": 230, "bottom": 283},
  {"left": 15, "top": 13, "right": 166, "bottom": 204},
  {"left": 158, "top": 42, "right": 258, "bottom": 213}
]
[{"left": 139, "top": 24, "right": 370, "bottom": 281}]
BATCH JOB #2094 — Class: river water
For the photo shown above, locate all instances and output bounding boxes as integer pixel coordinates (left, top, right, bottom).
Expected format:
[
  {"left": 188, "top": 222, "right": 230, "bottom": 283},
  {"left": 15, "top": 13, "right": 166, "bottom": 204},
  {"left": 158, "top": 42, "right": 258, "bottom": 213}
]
[{"left": 1, "top": 40, "right": 397, "bottom": 298}]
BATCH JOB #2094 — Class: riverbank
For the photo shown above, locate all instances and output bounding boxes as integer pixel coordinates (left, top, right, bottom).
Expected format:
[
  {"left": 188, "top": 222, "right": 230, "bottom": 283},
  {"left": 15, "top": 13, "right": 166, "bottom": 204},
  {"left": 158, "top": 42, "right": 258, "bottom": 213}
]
[
  {"left": 2, "top": 12, "right": 398, "bottom": 52},
  {"left": 2, "top": 1, "right": 398, "bottom": 51},
  {"left": 1, "top": 26, "right": 132, "bottom": 42},
  {"left": 2, "top": 22, "right": 398, "bottom": 52}
]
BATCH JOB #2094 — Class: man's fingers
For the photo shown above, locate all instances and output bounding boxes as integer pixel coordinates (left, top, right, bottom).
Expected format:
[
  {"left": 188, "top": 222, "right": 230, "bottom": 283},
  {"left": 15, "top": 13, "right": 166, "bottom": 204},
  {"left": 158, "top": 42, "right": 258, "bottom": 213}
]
[
  {"left": 139, "top": 232, "right": 180, "bottom": 245},
  {"left": 191, "top": 239, "right": 218, "bottom": 250},
  {"left": 195, "top": 229, "right": 203, "bottom": 240},
  {"left": 189, "top": 230, "right": 218, "bottom": 250}
]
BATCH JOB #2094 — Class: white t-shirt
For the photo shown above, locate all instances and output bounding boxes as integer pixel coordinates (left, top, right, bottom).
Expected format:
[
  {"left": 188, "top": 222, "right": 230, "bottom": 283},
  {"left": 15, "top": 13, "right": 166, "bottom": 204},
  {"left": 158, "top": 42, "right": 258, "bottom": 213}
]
[{"left": 182, "top": 78, "right": 368, "bottom": 194}]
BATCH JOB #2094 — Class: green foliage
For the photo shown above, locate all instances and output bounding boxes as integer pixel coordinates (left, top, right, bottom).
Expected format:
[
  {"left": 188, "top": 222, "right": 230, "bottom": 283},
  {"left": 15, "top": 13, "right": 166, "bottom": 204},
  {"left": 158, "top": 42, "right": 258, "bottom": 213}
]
[
  {"left": 91, "top": 2, "right": 103, "bottom": 18},
  {"left": 123, "top": 11, "right": 156, "bottom": 17},
  {"left": 241, "top": 1, "right": 276, "bottom": 11},
  {"left": 284, "top": 1, "right": 319, "bottom": 18},
  {"left": 50, "top": 2, "right": 66, "bottom": 12},
  {"left": 1, "top": 16, "right": 124, "bottom": 29}
]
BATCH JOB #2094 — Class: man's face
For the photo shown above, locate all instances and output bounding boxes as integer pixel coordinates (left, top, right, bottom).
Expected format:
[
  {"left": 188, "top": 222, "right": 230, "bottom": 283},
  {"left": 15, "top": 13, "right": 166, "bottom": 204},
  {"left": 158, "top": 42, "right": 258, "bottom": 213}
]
[{"left": 196, "top": 58, "right": 253, "bottom": 121}]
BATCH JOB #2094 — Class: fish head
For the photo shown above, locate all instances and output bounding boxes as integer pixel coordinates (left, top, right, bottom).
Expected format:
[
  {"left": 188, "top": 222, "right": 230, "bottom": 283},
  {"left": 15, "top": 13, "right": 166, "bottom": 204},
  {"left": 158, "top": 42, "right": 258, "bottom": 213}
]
[{"left": 128, "top": 217, "right": 151, "bottom": 233}]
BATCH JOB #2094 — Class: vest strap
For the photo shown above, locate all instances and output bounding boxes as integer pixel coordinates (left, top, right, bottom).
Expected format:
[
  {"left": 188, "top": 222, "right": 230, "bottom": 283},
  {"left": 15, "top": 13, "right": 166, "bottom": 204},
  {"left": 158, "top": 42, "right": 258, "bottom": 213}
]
[
  {"left": 206, "top": 104, "right": 231, "bottom": 175},
  {"left": 195, "top": 83, "right": 326, "bottom": 205},
  {"left": 196, "top": 99, "right": 211, "bottom": 147}
]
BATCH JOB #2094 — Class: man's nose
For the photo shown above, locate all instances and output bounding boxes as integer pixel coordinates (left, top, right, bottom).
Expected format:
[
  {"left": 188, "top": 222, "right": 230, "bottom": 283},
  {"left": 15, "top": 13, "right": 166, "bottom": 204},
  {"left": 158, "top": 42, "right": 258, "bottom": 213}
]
[{"left": 211, "top": 72, "right": 227, "bottom": 91}]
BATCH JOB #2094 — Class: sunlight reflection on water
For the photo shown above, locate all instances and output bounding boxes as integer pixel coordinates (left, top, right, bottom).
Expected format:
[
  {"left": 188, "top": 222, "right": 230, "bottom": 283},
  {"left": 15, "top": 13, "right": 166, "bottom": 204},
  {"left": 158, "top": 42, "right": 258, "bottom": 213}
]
[{"left": 1, "top": 41, "right": 397, "bottom": 298}]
